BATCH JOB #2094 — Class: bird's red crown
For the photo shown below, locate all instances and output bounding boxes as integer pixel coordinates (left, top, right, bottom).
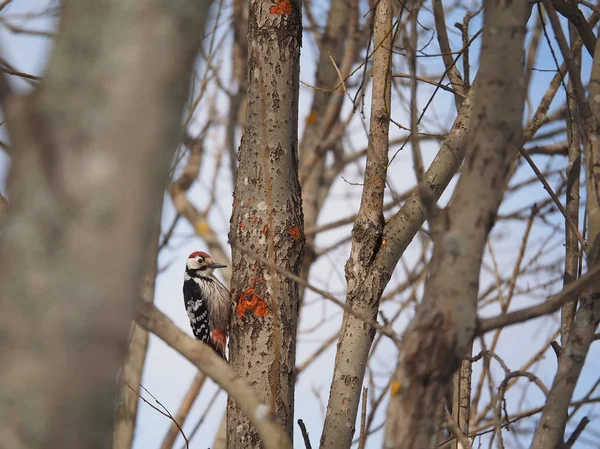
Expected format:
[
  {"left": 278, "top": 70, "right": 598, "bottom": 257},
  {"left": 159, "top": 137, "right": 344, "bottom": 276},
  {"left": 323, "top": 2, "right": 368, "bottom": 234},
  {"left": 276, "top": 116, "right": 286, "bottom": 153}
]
[{"left": 188, "top": 251, "right": 211, "bottom": 259}]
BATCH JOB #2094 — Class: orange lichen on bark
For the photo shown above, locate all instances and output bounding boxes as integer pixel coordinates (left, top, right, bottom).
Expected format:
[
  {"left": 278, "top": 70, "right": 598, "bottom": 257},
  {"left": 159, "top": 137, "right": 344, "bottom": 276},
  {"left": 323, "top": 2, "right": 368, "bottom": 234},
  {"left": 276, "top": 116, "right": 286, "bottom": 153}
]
[
  {"left": 236, "top": 271, "right": 270, "bottom": 319},
  {"left": 239, "top": 222, "right": 244, "bottom": 229},
  {"left": 261, "top": 225, "right": 268, "bottom": 235},
  {"left": 289, "top": 225, "right": 302, "bottom": 242},
  {"left": 236, "top": 285, "right": 270, "bottom": 318},
  {"left": 250, "top": 216, "right": 259, "bottom": 222},
  {"left": 269, "top": 0, "right": 292, "bottom": 15}
]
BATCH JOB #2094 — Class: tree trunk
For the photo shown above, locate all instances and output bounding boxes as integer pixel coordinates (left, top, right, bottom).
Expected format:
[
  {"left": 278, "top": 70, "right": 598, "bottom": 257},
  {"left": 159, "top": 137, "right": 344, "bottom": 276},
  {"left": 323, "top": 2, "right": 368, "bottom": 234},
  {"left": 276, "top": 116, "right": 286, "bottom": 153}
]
[
  {"left": 227, "top": 1, "right": 304, "bottom": 448},
  {"left": 384, "top": 1, "right": 527, "bottom": 447},
  {"left": 0, "top": 1, "right": 214, "bottom": 448},
  {"left": 319, "top": 1, "right": 392, "bottom": 447}
]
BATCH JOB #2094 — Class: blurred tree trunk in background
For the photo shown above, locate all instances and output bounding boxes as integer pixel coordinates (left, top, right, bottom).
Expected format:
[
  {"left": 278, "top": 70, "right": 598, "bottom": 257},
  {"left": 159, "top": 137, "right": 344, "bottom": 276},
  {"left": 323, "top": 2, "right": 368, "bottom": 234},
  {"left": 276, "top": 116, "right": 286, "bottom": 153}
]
[
  {"left": 112, "top": 208, "right": 162, "bottom": 449},
  {"left": 227, "top": 0, "right": 304, "bottom": 447},
  {"left": 0, "top": 1, "right": 213, "bottom": 448}
]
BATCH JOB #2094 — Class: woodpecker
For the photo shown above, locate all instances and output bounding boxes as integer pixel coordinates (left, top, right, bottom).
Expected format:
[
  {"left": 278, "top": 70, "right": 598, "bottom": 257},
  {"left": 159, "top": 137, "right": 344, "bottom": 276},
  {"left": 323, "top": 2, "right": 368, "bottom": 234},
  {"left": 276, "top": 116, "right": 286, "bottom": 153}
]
[{"left": 183, "top": 251, "right": 230, "bottom": 359}]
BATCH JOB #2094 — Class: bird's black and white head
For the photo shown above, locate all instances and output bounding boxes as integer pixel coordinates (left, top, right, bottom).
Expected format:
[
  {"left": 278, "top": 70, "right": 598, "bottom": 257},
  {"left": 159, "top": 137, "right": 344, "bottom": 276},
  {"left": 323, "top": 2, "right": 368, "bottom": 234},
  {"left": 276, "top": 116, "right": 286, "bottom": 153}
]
[{"left": 185, "top": 251, "right": 227, "bottom": 280}]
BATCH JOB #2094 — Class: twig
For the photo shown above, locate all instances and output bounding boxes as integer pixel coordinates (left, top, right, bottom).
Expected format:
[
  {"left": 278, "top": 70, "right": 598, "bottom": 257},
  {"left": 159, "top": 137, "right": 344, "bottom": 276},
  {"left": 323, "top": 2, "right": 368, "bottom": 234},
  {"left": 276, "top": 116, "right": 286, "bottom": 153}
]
[
  {"left": 518, "top": 148, "right": 586, "bottom": 250},
  {"left": 297, "top": 419, "right": 313, "bottom": 449},
  {"left": 182, "top": 387, "right": 222, "bottom": 449},
  {"left": 128, "top": 383, "right": 189, "bottom": 449},
  {"left": 160, "top": 371, "right": 206, "bottom": 449},
  {"left": 358, "top": 387, "right": 369, "bottom": 449},
  {"left": 563, "top": 416, "right": 590, "bottom": 448}
]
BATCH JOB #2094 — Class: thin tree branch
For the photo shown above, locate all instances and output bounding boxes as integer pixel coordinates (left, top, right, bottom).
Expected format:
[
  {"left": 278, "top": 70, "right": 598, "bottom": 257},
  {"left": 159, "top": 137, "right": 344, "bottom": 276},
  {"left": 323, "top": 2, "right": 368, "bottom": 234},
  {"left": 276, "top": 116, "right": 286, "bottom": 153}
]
[
  {"left": 477, "top": 264, "right": 600, "bottom": 334},
  {"left": 135, "top": 300, "right": 292, "bottom": 449}
]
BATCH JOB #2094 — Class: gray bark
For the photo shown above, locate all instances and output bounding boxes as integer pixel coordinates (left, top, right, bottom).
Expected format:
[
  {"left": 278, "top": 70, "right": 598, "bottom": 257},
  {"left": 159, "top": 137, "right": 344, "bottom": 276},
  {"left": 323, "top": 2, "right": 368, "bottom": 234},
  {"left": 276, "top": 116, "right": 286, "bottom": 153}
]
[
  {"left": 112, "top": 217, "right": 161, "bottom": 449},
  {"left": 320, "top": 2, "right": 392, "bottom": 447},
  {"left": 384, "top": 1, "right": 527, "bottom": 447},
  {"left": 318, "top": 20, "right": 484, "bottom": 449},
  {"left": 0, "top": 1, "right": 213, "bottom": 448},
  {"left": 561, "top": 15, "right": 582, "bottom": 349},
  {"left": 227, "top": 1, "right": 304, "bottom": 447}
]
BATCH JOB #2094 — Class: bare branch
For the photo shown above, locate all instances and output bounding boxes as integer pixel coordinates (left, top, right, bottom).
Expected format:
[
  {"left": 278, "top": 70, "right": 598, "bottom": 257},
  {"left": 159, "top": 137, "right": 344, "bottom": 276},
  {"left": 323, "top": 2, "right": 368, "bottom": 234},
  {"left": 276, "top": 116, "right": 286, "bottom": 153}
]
[
  {"left": 298, "top": 419, "right": 313, "bottom": 449},
  {"left": 477, "top": 264, "right": 600, "bottom": 334},
  {"left": 159, "top": 372, "right": 206, "bottom": 449},
  {"left": 135, "top": 300, "right": 292, "bottom": 449}
]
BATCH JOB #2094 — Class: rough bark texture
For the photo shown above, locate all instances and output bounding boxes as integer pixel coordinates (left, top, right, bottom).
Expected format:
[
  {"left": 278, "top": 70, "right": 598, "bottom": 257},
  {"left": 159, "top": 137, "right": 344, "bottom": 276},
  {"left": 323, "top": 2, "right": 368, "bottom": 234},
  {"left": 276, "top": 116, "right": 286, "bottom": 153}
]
[
  {"left": 0, "top": 1, "right": 213, "bottom": 448},
  {"left": 227, "top": 1, "right": 304, "bottom": 448},
  {"left": 384, "top": 1, "right": 527, "bottom": 448},
  {"left": 319, "top": 2, "right": 392, "bottom": 448},
  {"left": 450, "top": 355, "right": 472, "bottom": 449}
]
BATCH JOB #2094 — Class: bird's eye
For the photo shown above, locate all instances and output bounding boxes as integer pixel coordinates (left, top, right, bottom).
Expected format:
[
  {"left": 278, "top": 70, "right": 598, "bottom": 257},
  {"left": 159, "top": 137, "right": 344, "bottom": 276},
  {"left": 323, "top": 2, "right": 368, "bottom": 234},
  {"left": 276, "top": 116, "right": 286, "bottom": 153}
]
[{"left": 198, "top": 257, "right": 204, "bottom": 263}]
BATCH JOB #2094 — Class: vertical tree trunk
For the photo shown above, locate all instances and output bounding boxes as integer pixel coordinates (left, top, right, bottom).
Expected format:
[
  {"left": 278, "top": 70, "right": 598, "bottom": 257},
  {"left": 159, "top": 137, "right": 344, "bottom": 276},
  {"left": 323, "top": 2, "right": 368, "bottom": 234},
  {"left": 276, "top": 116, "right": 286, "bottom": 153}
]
[
  {"left": 384, "top": 1, "right": 527, "bottom": 447},
  {"left": 0, "top": 1, "right": 213, "bottom": 448},
  {"left": 319, "top": 2, "right": 392, "bottom": 447},
  {"left": 227, "top": 1, "right": 304, "bottom": 447}
]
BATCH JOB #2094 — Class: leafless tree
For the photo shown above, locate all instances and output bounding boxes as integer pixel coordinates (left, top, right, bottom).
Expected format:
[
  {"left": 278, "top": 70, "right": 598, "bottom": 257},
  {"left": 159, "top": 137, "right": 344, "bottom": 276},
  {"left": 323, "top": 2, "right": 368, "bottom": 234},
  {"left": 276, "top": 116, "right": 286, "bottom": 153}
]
[{"left": 1, "top": 1, "right": 600, "bottom": 449}]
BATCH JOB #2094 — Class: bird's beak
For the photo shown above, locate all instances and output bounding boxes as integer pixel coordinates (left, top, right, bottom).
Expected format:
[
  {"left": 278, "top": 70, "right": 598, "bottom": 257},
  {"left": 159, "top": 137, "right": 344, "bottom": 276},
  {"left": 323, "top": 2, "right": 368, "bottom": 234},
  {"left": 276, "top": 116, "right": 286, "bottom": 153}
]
[{"left": 208, "top": 262, "right": 227, "bottom": 269}]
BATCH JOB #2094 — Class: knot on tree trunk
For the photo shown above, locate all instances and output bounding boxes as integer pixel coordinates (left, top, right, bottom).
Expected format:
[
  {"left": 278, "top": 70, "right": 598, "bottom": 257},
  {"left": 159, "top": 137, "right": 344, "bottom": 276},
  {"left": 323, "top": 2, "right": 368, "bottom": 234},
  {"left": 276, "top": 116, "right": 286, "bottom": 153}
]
[{"left": 352, "top": 219, "right": 383, "bottom": 267}]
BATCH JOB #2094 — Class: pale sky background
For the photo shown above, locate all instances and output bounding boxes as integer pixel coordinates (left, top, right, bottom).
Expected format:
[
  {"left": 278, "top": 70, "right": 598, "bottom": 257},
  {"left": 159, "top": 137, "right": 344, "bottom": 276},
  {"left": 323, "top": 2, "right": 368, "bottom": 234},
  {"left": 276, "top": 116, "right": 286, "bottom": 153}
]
[{"left": 0, "top": 1, "right": 599, "bottom": 448}]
